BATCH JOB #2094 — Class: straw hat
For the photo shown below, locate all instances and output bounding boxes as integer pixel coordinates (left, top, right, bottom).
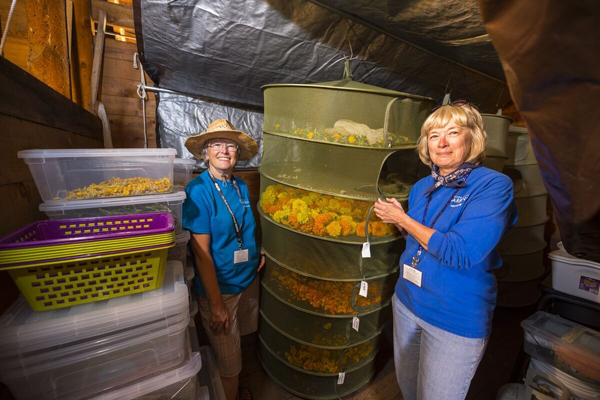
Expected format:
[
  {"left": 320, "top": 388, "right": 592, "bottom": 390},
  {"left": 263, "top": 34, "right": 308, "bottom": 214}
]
[{"left": 184, "top": 119, "right": 259, "bottom": 160}]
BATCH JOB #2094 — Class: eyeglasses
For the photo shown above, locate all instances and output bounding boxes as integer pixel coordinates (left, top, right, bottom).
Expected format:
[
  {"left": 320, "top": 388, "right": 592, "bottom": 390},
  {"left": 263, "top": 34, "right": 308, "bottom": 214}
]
[
  {"left": 431, "top": 99, "right": 478, "bottom": 113},
  {"left": 207, "top": 142, "right": 239, "bottom": 151}
]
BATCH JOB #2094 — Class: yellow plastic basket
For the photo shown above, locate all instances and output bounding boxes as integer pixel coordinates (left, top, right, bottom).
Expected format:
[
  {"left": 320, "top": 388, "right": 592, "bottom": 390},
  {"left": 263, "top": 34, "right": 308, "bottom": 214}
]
[{"left": 8, "top": 246, "right": 171, "bottom": 311}]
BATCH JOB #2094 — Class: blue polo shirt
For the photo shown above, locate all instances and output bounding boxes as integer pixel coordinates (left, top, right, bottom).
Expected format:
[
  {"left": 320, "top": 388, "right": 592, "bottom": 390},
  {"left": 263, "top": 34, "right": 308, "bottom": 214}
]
[
  {"left": 183, "top": 171, "right": 259, "bottom": 295},
  {"left": 396, "top": 167, "right": 518, "bottom": 338}
]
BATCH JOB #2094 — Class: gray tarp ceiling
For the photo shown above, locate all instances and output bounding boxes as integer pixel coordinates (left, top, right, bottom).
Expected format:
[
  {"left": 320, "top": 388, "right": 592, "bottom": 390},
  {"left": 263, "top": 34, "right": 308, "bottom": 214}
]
[{"left": 134, "top": 0, "right": 600, "bottom": 261}]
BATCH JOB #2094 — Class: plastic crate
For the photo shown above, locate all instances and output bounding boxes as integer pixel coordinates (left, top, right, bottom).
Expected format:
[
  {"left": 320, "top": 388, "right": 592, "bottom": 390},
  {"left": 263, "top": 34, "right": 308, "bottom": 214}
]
[
  {"left": 0, "top": 261, "right": 190, "bottom": 400},
  {"left": 0, "top": 213, "right": 174, "bottom": 311},
  {"left": 40, "top": 191, "right": 186, "bottom": 234},
  {"left": 18, "top": 148, "right": 176, "bottom": 201}
]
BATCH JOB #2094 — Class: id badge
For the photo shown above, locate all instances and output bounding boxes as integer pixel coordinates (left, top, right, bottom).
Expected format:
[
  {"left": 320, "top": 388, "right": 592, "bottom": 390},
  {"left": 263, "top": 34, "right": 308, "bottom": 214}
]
[
  {"left": 234, "top": 249, "right": 249, "bottom": 264},
  {"left": 403, "top": 264, "right": 422, "bottom": 287}
]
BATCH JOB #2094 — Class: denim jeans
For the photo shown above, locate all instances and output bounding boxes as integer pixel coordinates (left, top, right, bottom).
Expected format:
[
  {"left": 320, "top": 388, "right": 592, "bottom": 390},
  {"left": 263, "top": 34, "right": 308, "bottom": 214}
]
[{"left": 393, "top": 295, "right": 489, "bottom": 400}]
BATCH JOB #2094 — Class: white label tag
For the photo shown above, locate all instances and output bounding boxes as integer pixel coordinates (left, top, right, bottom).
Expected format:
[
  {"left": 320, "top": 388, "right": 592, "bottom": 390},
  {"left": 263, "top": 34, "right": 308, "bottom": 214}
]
[
  {"left": 359, "top": 281, "right": 368, "bottom": 297},
  {"left": 403, "top": 264, "right": 422, "bottom": 287},
  {"left": 361, "top": 242, "right": 371, "bottom": 258},
  {"left": 233, "top": 249, "right": 249, "bottom": 264},
  {"left": 352, "top": 316, "right": 360, "bottom": 332},
  {"left": 337, "top": 372, "right": 345, "bottom": 384}
]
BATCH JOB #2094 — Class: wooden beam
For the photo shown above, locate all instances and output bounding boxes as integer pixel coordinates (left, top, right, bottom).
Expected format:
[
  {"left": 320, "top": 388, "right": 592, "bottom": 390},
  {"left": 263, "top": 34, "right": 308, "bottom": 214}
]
[
  {"left": 89, "top": 10, "right": 107, "bottom": 112},
  {"left": 25, "top": 0, "right": 70, "bottom": 98},
  {"left": 92, "top": 0, "right": 134, "bottom": 29},
  {"left": 71, "top": 0, "right": 94, "bottom": 111},
  {"left": 0, "top": 56, "right": 103, "bottom": 141}
]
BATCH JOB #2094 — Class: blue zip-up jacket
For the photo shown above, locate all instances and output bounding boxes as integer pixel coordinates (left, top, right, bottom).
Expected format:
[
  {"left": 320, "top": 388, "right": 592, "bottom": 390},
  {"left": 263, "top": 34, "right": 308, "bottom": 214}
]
[{"left": 395, "top": 166, "right": 518, "bottom": 338}]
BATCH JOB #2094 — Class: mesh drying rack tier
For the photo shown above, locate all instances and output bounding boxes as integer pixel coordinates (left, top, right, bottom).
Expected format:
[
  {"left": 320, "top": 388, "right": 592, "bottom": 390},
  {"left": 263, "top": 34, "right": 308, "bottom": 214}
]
[{"left": 258, "top": 75, "right": 432, "bottom": 398}]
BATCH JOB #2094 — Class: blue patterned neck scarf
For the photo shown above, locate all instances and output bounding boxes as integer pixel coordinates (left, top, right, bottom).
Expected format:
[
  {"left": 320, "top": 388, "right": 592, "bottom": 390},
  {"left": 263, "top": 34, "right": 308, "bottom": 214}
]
[{"left": 424, "top": 162, "right": 480, "bottom": 195}]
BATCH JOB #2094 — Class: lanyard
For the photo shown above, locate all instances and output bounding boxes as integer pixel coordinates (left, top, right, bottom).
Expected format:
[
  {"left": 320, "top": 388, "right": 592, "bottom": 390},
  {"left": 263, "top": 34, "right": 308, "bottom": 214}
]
[
  {"left": 207, "top": 170, "right": 244, "bottom": 250},
  {"left": 411, "top": 188, "right": 460, "bottom": 268}
]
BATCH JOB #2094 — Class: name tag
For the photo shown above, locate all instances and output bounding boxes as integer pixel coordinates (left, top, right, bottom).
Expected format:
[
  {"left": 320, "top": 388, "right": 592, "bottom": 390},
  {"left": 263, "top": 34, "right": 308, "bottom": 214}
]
[
  {"left": 403, "top": 264, "right": 422, "bottom": 287},
  {"left": 234, "top": 249, "right": 249, "bottom": 264}
]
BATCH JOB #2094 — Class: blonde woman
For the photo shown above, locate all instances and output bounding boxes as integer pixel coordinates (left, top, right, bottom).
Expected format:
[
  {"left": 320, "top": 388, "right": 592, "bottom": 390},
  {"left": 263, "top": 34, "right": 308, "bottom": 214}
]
[{"left": 374, "top": 102, "right": 518, "bottom": 400}]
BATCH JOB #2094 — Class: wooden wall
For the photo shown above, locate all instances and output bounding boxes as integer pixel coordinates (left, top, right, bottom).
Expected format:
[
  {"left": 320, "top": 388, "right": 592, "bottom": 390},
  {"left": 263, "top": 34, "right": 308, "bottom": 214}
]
[
  {"left": 99, "top": 39, "right": 157, "bottom": 148},
  {"left": 0, "top": 58, "right": 104, "bottom": 314}
]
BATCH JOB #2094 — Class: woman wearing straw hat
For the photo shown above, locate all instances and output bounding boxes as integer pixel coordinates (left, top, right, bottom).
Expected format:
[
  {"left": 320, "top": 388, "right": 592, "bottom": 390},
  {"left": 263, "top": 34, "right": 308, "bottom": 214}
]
[
  {"left": 183, "top": 119, "right": 263, "bottom": 400},
  {"left": 374, "top": 102, "right": 518, "bottom": 400}
]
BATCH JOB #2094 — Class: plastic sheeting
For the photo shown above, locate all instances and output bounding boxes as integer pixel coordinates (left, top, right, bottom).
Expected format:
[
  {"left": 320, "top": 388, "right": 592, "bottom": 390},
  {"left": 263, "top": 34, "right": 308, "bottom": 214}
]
[
  {"left": 134, "top": 0, "right": 510, "bottom": 111},
  {"left": 155, "top": 92, "right": 263, "bottom": 168},
  {"left": 479, "top": 0, "right": 600, "bottom": 262}
]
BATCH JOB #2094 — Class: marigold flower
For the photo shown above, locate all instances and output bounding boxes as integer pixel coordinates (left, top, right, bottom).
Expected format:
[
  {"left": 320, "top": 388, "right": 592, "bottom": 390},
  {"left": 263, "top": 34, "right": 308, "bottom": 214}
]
[{"left": 325, "top": 221, "right": 342, "bottom": 237}]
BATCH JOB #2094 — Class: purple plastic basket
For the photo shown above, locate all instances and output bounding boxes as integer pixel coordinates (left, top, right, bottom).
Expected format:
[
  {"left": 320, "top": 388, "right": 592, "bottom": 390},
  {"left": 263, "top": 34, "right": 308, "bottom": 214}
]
[{"left": 0, "top": 212, "right": 174, "bottom": 251}]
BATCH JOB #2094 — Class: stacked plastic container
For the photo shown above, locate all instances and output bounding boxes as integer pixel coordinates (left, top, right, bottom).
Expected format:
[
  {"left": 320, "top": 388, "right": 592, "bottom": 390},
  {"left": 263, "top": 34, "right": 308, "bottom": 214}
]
[
  {"left": 0, "top": 149, "right": 209, "bottom": 399},
  {"left": 494, "top": 126, "right": 548, "bottom": 307},
  {"left": 520, "top": 311, "right": 600, "bottom": 399},
  {"left": 0, "top": 261, "right": 192, "bottom": 400},
  {"left": 259, "top": 71, "right": 433, "bottom": 398}
]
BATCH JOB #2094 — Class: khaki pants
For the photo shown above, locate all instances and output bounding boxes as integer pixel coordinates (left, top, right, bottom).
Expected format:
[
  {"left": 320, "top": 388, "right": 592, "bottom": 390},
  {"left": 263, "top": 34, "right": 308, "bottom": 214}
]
[{"left": 197, "top": 277, "right": 259, "bottom": 377}]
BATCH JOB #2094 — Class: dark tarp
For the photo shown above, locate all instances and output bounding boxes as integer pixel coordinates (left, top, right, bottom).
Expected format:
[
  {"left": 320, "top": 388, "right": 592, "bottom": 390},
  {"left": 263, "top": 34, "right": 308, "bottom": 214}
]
[
  {"left": 134, "top": 0, "right": 510, "bottom": 111},
  {"left": 479, "top": 0, "right": 600, "bottom": 262}
]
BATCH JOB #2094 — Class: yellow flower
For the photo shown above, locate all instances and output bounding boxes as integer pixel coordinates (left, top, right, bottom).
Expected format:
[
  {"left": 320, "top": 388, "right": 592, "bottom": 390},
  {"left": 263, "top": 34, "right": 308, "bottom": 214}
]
[
  {"left": 325, "top": 221, "right": 342, "bottom": 237},
  {"left": 275, "top": 123, "right": 280, "bottom": 130},
  {"left": 348, "top": 135, "right": 356, "bottom": 144},
  {"left": 333, "top": 134, "right": 341, "bottom": 140},
  {"left": 307, "top": 131, "right": 314, "bottom": 139}
]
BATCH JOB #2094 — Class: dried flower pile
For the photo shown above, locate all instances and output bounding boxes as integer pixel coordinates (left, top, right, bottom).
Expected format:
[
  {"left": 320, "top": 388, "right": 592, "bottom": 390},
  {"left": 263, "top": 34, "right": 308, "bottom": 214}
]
[
  {"left": 271, "top": 267, "right": 391, "bottom": 314},
  {"left": 285, "top": 340, "right": 375, "bottom": 373},
  {"left": 272, "top": 123, "right": 411, "bottom": 148},
  {"left": 62, "top": 177, "right": 172, "bottom": 200},
  {"left": 260, "top": 184, "right": 397, "bottom": 238}
]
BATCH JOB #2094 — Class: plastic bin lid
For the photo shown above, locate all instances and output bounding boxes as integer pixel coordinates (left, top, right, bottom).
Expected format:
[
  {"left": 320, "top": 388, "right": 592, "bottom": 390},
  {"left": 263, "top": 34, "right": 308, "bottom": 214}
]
[
  {"left": 521, "top": 311, "right": 600, "bottom": 364},
  {"left": 548, "top": 242, "right": 600, "bottom": 269},
  {"left": 0, "top": 261, "right": 188, "bottom": 355},
  {"left": 18, "top": 148, "right": 177, "bottom": 158},
  {"left": 39, "top": 191, "right": 186, "bottom": 212},
  {"left": 89, "top": 352, "right": 202, "bottom": 400},
  {"left": 174, "top": 158, "right": 197, "bottom": 166}
]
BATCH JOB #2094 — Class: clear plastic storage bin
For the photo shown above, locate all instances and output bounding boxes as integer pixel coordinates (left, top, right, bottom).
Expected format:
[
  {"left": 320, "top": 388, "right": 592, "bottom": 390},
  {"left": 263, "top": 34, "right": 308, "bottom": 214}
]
[
  {"left": 521, "top": 311, "right": 600, "bottom": 384},
  {"left": 169, "top": 229, "right": 191, "bottom": 267},
  {"left": 90, "top": 352, "right": 202, "bottom": 400},
  {"left": 549, "top": 242, "right": 600, "bottom": 303},
  {"left": 174, "top": 158, "right": 197, "bottom": 189},
  {"left": 18, "top": 148, "right": 177, "bottom": 201},
  {"left": 0, "top": 261, "right": 190, "bottom": 400},
  {"left": 40, "top": 191, "right": 186, "bottom": 234}
]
